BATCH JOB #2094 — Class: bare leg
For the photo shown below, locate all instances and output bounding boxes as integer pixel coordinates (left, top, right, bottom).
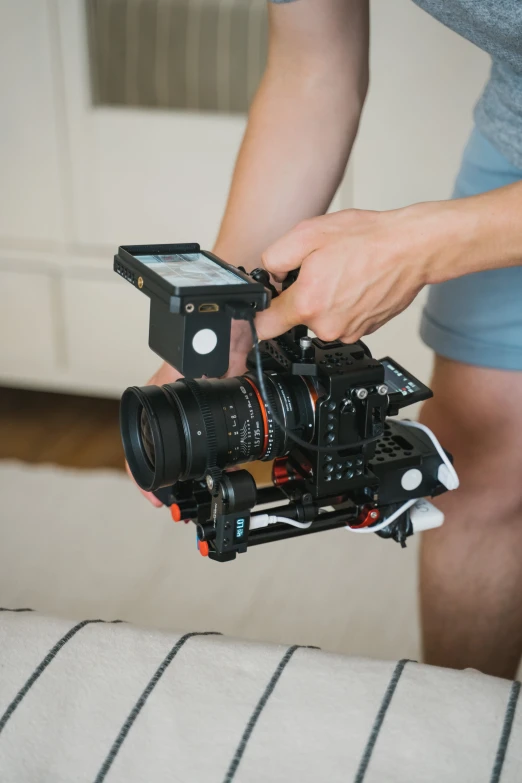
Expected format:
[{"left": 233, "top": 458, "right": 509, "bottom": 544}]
[{"left": 419, "top": 355, "right": 522, "bottom": 679}]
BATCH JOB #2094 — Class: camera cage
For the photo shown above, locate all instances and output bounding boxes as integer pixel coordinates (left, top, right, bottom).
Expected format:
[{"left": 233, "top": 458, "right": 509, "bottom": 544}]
[{"left": 115, "top": 244, "right": 455, "bottom": 563}]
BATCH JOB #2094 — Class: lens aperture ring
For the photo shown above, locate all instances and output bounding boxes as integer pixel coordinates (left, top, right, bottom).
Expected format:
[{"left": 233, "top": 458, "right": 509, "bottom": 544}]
[{"left": 179, "top": 378, "right": 218, "bottom": 472}]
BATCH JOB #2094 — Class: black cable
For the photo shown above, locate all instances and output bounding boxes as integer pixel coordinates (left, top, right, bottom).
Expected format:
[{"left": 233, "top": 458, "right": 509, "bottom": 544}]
[{"left": 245, "top": 313, "right": 379, "bottom": 454}]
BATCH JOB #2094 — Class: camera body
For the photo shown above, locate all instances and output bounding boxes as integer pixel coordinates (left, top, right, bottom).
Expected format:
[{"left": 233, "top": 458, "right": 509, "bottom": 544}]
[
  {"left": 115, "top": 244, "right": 454, "bottom": 563},
  {"left": 253, "top": 327, "right": 399, "bottom": 499},
  {"left": 251, "top": 327, "right": 443, "bottom": 501}
]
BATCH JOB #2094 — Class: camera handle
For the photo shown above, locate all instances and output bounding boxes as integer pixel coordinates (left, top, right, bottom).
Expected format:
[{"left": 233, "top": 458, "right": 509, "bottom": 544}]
[{"left": 248, "top": 267, "right": 300, "bottom": 297}]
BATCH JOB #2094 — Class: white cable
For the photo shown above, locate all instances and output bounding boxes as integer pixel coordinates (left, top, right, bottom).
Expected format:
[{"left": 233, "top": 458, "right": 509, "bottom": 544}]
[
  {"left": 249, "top": 513, "right": 312, "bottom": 531},
  {"left": 252, "top": 422, "right": 457, "bottom": 537},
  {"left": 399, "top": 420, "right": 459, "bottom": 490},
  {"left": 344, "top": 498, "right": 417, "bottom": 534},
  {"left": 272, "top": 516, "right": 311, "bottom": 528}
]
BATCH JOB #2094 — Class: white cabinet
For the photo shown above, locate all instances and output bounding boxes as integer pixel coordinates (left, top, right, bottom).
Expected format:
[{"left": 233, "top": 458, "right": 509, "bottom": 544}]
[
  {"left": 1, "top": 0, "right": 252, "bottom": 394},
  {"left": 62, "top": 274, "right": 159, "bottom": 394},
  {"left": 58, "top": 0, "right": 250, "bottom": 249},
  {"left": 0, "top": 268, "right": 58, "bottom": 375},
  {"left": 66, "top": 109, "right": 248, "bottom": 248},
  {"left": 0, "top": 0, "right": 67, "bottom": 245}
]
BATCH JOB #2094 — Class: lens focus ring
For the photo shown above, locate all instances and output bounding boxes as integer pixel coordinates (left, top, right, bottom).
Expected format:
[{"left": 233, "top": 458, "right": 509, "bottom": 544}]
[
  {"left": 179, "top": 378, "right": 218, "bottom": 472},
  {"left": 120, "top": 371, "right": 315, "bottom": 491}
]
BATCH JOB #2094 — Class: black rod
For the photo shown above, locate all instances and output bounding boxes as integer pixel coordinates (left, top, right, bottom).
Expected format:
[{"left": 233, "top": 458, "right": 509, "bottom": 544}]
[
  {"left": 254, "top": 485, "right": 288, "bottom": 505},
  {"left": 248, "top": 509, "right": 357, "bottom": 546}
]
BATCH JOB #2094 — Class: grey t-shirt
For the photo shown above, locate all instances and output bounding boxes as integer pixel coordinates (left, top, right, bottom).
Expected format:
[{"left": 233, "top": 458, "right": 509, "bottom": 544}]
[{"left": 270, "top": 0, "right": 522, "bottom": 169}]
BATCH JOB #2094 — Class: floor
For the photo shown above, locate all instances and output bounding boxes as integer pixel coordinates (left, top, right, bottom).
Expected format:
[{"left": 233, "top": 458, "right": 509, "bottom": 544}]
[
  {"left": 0, "top": 386, "right": 126, "bottom": 470},
  {"left": 0, "top": 385, "right": 271, "bottom": 481}
]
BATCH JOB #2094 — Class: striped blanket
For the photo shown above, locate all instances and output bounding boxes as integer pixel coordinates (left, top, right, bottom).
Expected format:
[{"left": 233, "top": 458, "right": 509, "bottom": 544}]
[{"left": 0, "top": 609, "right": 520, "bottom": 782}]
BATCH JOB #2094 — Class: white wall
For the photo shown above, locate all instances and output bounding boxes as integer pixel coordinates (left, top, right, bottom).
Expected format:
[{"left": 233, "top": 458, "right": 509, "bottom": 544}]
[{"left": 0, "top": 0, "right": 490, "bottom": 396}]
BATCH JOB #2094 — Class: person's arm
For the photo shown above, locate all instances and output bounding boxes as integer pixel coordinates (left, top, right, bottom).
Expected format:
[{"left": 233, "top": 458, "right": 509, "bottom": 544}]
[
  {"left": 255, "top": 182, "right": 522, "bottom": 343},
  {"left": 214, "top": 0, "right": 370, "bottom": 270},
  {"left": 137, "top": 0, "right": 370, "bottom": 505}
]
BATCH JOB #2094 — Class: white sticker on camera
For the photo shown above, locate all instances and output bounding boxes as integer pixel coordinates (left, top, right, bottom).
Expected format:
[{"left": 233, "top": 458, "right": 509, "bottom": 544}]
[
  {"left": 192, "top": 329, "right": 218, "bottom": 355},
  {"left": 401, "top": 468, "right": 423, "bottom": 491}
]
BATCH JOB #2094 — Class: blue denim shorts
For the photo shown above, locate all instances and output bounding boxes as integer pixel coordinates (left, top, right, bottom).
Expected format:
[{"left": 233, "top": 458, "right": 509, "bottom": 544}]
[{"left": 420, "top": 128, "right": 522, "bottom": 371}]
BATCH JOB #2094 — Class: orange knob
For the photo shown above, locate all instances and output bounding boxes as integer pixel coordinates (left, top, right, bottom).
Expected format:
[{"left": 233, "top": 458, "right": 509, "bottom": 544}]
[{"left": 170, "top": 504, "right": 182, "bottom": 523}]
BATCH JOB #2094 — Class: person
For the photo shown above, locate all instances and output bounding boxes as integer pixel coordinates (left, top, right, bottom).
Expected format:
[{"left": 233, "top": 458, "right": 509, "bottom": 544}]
[{"left": 134, "top": 1, "right": 522, "bottom": 679}]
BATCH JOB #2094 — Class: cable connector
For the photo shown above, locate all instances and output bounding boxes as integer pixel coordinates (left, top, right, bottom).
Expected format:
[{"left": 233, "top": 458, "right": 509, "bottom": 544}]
[{"left": 224, "top": 302, "right": 257, "bottom": 321}]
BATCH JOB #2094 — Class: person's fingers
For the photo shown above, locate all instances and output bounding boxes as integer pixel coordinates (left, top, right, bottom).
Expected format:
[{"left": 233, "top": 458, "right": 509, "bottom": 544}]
[
  {"left": 254, "top": 285, "right": 304, "bottom": 340},
  {"left": 225, "top": 319, "right": 252, "bottom": 377},
  {"left": 148, "top": 362, "right": 183, "bottom": 387},
  {"left": 261, "top": 219, "right": 321, "bottom": 282},
  {"left": 143, "top": 490, "right": 163, "bottom": 508},
  {"left": 125, "top": 461, "right": 163, "bottom": 507},
  {"left": 336, "top": 318, "right": 368, "bottom": 344},
  {"left": 306, "top": 311, "right": 356, "bottom": 343},
  {"left": 339, "top": 332, "right": 363, "bottom": 344},
  {"left": 223, "top": 356, "right": 247, "bottom": 378}
]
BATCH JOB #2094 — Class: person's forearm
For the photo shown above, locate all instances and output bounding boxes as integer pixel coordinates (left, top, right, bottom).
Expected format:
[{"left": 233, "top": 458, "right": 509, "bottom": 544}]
[
  {"left": 255, "top": 179, "right": 522, "bottom": 343},
  {"left": 425, "top": 182, "right": 522, "bottom": 284},
  {"left": 214, "top": 3, "right": 369, "bottom": 269},
  {"left": 214, "top": 70, "right": 365, "bottom": 270}
]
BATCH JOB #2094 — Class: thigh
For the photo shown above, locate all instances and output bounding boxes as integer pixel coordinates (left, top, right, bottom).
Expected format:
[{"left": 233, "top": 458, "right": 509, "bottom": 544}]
[
  {"left": 420, "top": 128, "right": 522, "bottom": 372},
  {"left": 421, "top": 355, "right": 522, "bottom": 520}
]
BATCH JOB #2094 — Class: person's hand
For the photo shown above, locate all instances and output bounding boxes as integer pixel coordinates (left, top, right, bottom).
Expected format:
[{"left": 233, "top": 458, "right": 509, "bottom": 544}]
[
  {"left": 224, "top": 317, "right": 253, "bottom": 376},
  {"left": 128, "top": 318, "right": 253, "bottom": 507},
  {"left": 254, "top": 202, "right": 453, "bottom": 343}
]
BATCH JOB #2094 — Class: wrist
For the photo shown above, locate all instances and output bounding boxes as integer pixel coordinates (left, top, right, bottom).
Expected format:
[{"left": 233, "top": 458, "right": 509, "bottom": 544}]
[
  {"left": 418, "top": 183, "right": 522, "bottom": 285},
  {"left": 400, "top": 200, "right": 482, "bottom": 286}
]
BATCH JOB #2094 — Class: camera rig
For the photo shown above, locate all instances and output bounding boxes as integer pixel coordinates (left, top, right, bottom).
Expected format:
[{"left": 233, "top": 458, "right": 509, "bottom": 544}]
[{"left": 115, "top": 243, "right": 457, "bottom": 563}]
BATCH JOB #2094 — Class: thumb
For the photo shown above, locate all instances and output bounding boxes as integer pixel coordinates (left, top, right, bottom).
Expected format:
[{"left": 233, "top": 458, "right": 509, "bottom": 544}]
[
  {"left": 262, "top": 220, "right": 318, "bottom": 282},
  {"left": 255, "top": 286, "right": 302, "bottom": 341}
]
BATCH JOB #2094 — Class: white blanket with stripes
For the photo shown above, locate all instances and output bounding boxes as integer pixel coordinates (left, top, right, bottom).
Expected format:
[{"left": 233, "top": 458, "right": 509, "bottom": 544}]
[{"left": 0, "top": 609, "right": 520, "bottom": 783}]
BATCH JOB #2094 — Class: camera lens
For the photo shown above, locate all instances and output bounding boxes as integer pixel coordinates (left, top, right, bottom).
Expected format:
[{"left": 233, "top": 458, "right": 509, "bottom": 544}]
[
  {"left": 120, "top": 384, "right": 185, "bottom": 493},
  {"left": 139, "top": 408, "right": 156, "bottom": 469},
  {"left": 120, "top": 374, "right": 316, "bottom": 492}
]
